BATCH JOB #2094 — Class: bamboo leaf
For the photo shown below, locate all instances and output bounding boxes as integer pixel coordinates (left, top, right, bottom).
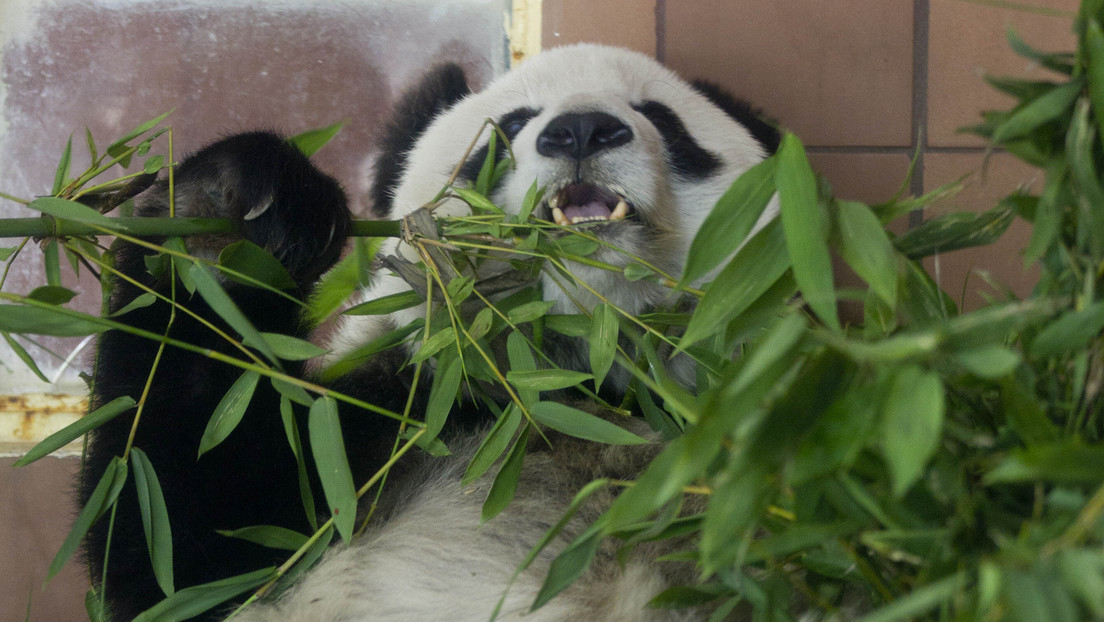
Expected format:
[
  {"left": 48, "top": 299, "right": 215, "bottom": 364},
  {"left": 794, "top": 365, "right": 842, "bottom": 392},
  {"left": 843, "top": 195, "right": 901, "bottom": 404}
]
[
  {"left": 777, "top": 133, "right": 839, "bottom": 331},
  {"left": 951, "top": 345, "right": 1021, "bottom": 379},
  {"left": 985, "top": 441, "right": 1104, "bottom": 484},
  {"left": 679, "top": 220, "right": 789, "bottom": 351},
  {"left": 1086, "top": 19, "right": 1104, "bottom": 145},
  {"left": 588, "top": 302, "right": 618, "bottom": 391},
  {"left": 44, "top": 239, "right": 61, "bottom": 286},
  {"left": 131, "top": 447, "right": 174, "bottom": 596},
  {"left": 106, "top": 110, "right": 173, "bottom": 154},
  {"left": 109, "top": 292, "right": 157, "bottom": 317},
  {"left": 507, "top": 330, "right": 539, "bottom": 407},
  {"left": 14, "top": 396, "right": 136, "bottom": 466},
  {"left": 880, "top": 365, "right": 945, "bottom": 496},
  {"left": 531, "top": 531, "right": 601, "bottom": 610},
  {"left": 0, "top": 303, "right": 107, "bottom": 336},
  {"left": 507, "top": 300, "right": 555, "bottom": 324},
  {"left": 991, "top": 78, "right": 1082, "bottom": 144},
  {"left": 410, "top": 326, "right": 456, "bottom": 364},
  {"left": 260, "top": 332, "right": 329, "bottom": 361},
  {"left": 529, "top": 402, "right": 647, "bottom": 445},
  {"left": 29, "top": 196, "right": 116, "bottom": 227},
  {"left": 279, "top": 394, "right": 318, "bottom": 529},
  {"left": 506, "top": 369, "right": 593, "bottom": 391},
  {"left": 854, "top": 572, "right": 963, "bottom": 622},
  {"left": 468, "top": 307, "right": 494, "bottom": 341},
  {"left": 836, "top": 199, "right": 898, "bottom": 307},
  {"left": 49, "top": 457, "right": 128, "bottom": 582},
  {"left": 453, "top": 187, "right": 503, "bottom": 215},
  {"left": 188, "top": 263, "right": 278, "bottom": 364},
  {"left": 288, "top": 121, "right": 346, "bottom": 157},
  {"left": 463, "top": 404, "right": 523, "bottom": 485},
  {"left": 682, "top": 155, "right": 777, "bottom": 284},
  {"left": 2, "top": 331, "right": 50, "bottom": 383},
  {"left": 1030, "top": 301, "right": 1104, "bottom": 357},
  {"left": 131, "top": 566, "right": 274, "bottom": 622},
  {"left": 308, "top": 397, "right": 357, "bottom": 543},
  {"left": 481, "top": 424, "right": 528, "bottom": 522},
  {"left": 344, "top": 290, "right": 422, "bottom": 316},
  {"left": 517, "top": 180, "right": 543, "bottom": 222},
  {"left": 217, "top": 241, "right": 296, "bottom": 290},
  {"left": 425, "top": 350, "right": 463, "bottom": 441},
  {"left": 309, "top": 237, "right": 379, "bottom": 324},
  {"left": 52, "top": 134, "right": 72, "bottom": 195},
  {"left": 143, "top": 154, "right": 165, "bottom": 174},
  {"left": 215, "top": 525, "right": 310, "bottom": 551},
  {"left": 197, "top": 370, "right": 261, "bottom": 458}
]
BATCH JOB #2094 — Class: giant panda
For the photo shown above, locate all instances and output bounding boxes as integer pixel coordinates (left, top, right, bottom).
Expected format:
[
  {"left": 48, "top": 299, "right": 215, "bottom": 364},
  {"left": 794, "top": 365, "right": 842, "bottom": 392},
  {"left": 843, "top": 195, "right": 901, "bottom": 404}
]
[{"left": 79, "top": 44, "right": 780, "bottom": 621}]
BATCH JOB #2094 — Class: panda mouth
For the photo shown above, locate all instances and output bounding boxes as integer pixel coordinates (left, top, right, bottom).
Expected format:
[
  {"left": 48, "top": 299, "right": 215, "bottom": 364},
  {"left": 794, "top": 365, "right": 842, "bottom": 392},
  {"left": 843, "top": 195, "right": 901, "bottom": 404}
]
[{"left": 547, "top": 183, "right": 632, "bottom": 226}]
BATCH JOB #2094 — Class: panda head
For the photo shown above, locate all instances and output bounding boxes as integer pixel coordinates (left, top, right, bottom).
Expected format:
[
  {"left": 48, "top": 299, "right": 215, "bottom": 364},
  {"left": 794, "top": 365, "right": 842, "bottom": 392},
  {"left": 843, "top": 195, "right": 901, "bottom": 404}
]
[{"left": 374, "top": 46, "right": 778, "bottom": 315}]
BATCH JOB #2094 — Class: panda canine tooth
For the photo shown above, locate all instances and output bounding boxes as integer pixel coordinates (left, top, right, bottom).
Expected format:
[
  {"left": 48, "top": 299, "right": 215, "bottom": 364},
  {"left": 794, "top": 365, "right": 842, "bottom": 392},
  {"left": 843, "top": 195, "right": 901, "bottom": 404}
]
[
  {"left": 611, "top": 199, "right": 629, "bottom": 220},
  {"left": 548, "top": 194, "right": 561, "bottom": 210},
  {"left": 552, "top": 206, "right": 570, "bottom": 226}
]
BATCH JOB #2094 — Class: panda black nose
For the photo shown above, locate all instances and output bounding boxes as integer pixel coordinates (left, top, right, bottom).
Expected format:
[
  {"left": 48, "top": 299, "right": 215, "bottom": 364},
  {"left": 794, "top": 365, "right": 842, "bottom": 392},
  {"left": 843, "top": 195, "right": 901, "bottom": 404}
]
[{"left": 537, "top": 112, "right": 633, "bottom": 161}]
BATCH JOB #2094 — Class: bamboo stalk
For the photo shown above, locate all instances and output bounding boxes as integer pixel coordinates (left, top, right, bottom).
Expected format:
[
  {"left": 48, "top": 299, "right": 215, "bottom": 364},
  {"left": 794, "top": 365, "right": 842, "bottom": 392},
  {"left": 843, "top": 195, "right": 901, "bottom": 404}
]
[{"left": 0, "top": 216, "right": 403, "bottom": 239}]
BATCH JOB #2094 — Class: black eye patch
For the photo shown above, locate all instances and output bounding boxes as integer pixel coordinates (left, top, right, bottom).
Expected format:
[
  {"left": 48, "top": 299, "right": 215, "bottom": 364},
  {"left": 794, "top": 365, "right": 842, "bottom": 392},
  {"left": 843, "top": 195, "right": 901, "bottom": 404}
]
[
  {"left": 632, "top": 101, "right": 722, "bottom": 180},
  {"left": 458, "top": 107, "right": 541, "bottom": 182}
]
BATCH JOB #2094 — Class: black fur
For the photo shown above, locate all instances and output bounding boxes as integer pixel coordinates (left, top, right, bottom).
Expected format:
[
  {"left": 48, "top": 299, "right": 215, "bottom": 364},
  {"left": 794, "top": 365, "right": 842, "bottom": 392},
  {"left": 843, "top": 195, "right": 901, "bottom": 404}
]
[
  {"left": 370, "top": 64, "right": 471, "bottom": 216},
  {"left": 457, "top": 106, "right": 540, "bottom": 183},
  {"left": 632, "top": 100, "right": 723, "bottom": 180},
  {"left": 691, "top": 80, "right": 781, "bottom": 155},
  {"left": 80, "top": 132, "right": 366, "bottom": 621}
]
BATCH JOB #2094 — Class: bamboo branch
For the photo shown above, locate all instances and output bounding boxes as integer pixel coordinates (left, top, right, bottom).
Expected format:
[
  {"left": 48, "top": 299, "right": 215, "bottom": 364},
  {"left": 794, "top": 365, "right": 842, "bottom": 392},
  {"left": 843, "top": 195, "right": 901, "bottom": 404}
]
[{"left": 0, "top": 216, "right": 403, "bottom": 239}]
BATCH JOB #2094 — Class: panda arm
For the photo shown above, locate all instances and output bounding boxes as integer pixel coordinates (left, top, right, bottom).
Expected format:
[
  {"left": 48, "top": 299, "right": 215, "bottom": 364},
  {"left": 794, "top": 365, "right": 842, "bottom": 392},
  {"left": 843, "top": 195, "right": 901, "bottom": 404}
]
[{"left": 81, "top": 132, "right": 358, "bottom": 621}]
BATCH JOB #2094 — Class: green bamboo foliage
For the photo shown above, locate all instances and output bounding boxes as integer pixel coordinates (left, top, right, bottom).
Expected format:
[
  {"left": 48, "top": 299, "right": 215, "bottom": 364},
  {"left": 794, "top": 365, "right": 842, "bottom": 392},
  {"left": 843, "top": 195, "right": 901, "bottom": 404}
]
[{"left": 8, "top": 5, "right": 1104, "bottom": 618}]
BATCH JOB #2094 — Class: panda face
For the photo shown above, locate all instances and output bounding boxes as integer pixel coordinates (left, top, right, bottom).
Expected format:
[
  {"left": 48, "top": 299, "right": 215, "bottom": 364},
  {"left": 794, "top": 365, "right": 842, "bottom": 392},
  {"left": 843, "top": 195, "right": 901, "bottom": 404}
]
[{"left": 383, "top": 44, "right": 777, "bottom": 318}]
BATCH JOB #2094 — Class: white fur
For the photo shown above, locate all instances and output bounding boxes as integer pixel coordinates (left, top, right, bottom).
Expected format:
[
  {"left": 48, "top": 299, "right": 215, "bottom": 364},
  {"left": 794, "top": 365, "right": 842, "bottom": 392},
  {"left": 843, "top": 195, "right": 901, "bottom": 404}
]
[
  {"left": 269, "top": 44, "right": 778, "bottom": 621},
  {"left": 233, "top": 435, "right": 700, "bottom": 622},
  {"left": 326, "top": 44, "right": 777, "bottom": 364}
]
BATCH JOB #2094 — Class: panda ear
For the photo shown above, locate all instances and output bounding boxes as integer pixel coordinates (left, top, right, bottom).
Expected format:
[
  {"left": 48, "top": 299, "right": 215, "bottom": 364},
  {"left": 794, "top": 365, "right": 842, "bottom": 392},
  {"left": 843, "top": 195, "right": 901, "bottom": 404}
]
[
  {"left": 690, "top": 80, "right": 781, "bottom": 156},
  {"left": 371, "top": 64, "right": 471, "bottom": 216}
]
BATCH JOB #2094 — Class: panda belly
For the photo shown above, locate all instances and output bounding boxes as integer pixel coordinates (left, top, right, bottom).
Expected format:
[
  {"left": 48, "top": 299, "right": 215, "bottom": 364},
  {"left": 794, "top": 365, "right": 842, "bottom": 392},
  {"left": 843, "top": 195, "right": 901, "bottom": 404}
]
[{"left": 231, "top": 432, "right": 699, "bottom": 622}]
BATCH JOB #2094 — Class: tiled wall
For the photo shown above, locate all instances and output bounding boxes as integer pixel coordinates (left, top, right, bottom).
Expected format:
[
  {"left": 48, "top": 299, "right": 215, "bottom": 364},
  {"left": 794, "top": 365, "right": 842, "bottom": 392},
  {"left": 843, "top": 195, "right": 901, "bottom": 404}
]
[
  {"left": 547, "top": 0, "right": 1079, "bottom": 310},
  {"left": 2, "top": 1, "right": 1085, "bottom": 619}
]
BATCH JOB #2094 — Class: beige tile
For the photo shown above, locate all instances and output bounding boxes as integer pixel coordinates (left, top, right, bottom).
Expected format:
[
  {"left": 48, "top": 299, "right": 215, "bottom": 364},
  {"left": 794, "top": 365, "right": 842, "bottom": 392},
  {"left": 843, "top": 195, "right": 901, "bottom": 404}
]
[
  {"left": 807, "top": 152, "right": 914, "bottom": 324},
  {"left": 928, "top": 0, "right": 1080, "bottom": 147},
  {"left": 921, "top": 152, "right": 1042, "bottom": 310},
  {"left": 809, "top": 152, "right": 915, "bottom": 207},
  {"left": 543, "top": 0, "right": 657, "bottom": 55},
  {"left": 0, "top": 457, "right": 88, "bottom": 621},
  {"left": 664, "top": 0, "right": 914, "bottom": 147}
]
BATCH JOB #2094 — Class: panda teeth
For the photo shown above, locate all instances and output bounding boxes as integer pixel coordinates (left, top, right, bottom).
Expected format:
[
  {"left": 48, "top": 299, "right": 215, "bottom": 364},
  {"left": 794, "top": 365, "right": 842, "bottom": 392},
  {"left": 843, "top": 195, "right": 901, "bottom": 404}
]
[
  {"left": 610, "top": 198, "right": 629, "bottom": 221},
  {"left": 552, "top": 206, "right": 571, "bottom": 226}
]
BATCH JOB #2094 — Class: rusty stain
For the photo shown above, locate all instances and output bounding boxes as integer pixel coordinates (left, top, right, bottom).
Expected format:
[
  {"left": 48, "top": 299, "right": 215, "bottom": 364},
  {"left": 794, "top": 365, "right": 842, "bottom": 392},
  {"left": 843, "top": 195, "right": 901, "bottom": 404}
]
[
  {"left": 1, "top": 393, "right": 87, "bottom": 445},
  {"left": 1, "top": 394, "right": 86, "bottom": 415}
]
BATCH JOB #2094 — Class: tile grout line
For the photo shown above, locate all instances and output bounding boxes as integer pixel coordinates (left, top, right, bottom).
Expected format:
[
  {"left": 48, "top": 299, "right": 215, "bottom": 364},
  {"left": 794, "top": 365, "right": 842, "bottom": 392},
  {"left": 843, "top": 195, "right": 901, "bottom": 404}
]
[{"left": 910, "top": 0, "right": 932, "bottom": 229}]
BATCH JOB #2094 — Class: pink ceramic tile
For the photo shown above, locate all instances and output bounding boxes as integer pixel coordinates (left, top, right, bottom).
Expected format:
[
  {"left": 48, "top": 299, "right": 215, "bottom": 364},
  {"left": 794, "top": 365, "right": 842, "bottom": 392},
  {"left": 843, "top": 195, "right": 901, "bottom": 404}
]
[
  {"left": 928, "top": 0, "right": 1080, "bottom": 146},
  {"left": 664, "top": 0, "right": 914, "bottom": 147},
  {"left": 543, "top": 0, "right": 657, "bottom": 55},
  {"left": 0, "top": 457, "right": 87, "bottom": 621}
]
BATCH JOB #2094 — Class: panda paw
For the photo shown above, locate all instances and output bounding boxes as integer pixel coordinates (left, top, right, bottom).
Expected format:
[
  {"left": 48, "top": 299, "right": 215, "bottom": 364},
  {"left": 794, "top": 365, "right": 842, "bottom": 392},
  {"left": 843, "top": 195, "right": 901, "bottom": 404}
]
[{"left": 143, "top": 131, "right": 351, "bottom": 287}]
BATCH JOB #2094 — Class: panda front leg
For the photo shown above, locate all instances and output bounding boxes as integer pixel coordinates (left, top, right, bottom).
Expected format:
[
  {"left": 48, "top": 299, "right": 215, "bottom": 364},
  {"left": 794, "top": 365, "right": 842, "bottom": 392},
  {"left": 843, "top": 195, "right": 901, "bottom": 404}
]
[{"left": 80, "top": 132, "right": 366, "bottom": 621}]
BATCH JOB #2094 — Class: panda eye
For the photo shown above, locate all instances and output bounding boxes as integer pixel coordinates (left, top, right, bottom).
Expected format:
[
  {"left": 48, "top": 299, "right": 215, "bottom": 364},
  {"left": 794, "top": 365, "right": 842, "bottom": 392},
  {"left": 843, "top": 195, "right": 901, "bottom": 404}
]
[{"left": 498, "top": 107, "right": 540, "bottom": 139}]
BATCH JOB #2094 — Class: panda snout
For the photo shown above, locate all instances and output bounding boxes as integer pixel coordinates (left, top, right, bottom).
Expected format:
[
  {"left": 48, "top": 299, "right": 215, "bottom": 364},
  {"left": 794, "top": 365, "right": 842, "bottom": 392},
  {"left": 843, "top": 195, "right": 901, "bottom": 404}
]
[{"left": 536, "top": 111, "right": 633, "bottom": 161}]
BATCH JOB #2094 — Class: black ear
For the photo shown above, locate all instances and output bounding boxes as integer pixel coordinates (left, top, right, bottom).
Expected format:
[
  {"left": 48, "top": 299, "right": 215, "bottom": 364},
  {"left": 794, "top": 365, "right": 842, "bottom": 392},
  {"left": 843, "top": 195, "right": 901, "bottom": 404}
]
[
  {"left": 691, "top": 80, "right": 781, "bottom": 156},
  {"left": 371, "top": 64, "right": 471, "bottom": 216}
]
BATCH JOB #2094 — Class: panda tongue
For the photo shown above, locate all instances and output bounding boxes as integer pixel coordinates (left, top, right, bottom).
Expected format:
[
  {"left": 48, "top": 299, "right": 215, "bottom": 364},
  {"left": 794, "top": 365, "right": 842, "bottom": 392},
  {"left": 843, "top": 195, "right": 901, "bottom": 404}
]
[{"left": 563, "top": 201, "right": 611, "bottom": 221}]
